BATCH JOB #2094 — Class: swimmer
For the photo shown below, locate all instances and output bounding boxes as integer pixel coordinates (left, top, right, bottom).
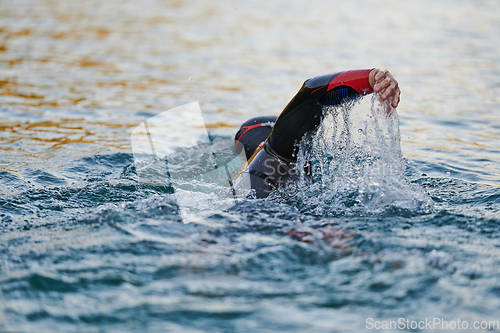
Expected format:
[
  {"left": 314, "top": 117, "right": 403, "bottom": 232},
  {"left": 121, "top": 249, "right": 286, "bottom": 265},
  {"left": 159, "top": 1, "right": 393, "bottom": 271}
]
[{"left": 234, "top": 68, "right": 401, "bottom": 198}]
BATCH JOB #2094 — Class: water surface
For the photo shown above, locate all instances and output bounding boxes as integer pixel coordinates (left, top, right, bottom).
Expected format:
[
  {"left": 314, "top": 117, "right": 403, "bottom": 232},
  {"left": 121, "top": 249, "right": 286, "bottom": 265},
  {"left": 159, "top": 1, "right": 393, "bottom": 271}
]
[{"left": 1, "top": 0, "right": 500, "bottom": 332}]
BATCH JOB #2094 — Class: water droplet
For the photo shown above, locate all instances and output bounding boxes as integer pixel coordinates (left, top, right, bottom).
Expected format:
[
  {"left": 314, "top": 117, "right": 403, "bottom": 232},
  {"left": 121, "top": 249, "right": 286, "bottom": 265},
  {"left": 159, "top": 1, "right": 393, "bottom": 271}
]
[
  {"left": 446, "top": 171, "right": 450, "bottom": 176},
  {"left": 358, "top": 129, "right": 363, "bottom": 134}
]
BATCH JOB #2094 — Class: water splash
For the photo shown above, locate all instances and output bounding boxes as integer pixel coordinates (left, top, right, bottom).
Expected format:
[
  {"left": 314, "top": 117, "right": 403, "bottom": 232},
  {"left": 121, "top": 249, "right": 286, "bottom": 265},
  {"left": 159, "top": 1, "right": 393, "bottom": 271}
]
[{"left": 269, "top": 95, "right": 434, "bottom": 216}]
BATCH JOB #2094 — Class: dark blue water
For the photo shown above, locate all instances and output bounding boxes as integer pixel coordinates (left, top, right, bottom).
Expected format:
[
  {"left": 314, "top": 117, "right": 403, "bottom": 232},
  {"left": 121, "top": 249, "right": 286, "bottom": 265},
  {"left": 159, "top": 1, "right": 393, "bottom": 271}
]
[{"left": 2, "top": 118, "right": 500, "bottom": 332}]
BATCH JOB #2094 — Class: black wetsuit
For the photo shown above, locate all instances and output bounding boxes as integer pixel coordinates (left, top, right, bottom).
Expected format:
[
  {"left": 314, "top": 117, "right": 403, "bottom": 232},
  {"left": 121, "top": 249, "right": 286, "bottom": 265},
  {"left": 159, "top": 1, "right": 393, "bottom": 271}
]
[{"left": 237, "top": 69, "right": 373, "bottom": 198}]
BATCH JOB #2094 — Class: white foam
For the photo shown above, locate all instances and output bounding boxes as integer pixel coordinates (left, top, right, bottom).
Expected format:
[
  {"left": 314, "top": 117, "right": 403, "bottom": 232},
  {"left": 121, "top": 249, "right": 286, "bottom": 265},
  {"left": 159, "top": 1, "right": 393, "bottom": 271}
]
[{"left": 270, "top": 95, "right": 433, "bottom": 216}]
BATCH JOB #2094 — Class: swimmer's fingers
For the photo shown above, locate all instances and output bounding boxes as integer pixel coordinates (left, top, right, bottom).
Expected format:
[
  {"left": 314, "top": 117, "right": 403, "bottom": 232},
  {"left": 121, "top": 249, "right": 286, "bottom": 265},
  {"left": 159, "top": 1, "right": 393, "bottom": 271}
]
[
  {"left": 374, "top": 69, "right": 387, "bottom": 82},
  {"left": 370, "top": 69, "right": 401, "bottom": 108},
  {"left": 373, "top": 73, "right": 391, "bottom": 94},
  {"left": 375, "top": 73, "right": 400, "bottom": 106},
  {"left": 381, "top": 80, "right": 398, "bottom": 102},
  {"left": 392, "top": 88, "right": 401, "bottom": 108},
  {"left": 384, "top": 88, "right": 401, "bottom": 114},
  {"left": 385, "top": 77, "right": 400, "bottom": 108}
]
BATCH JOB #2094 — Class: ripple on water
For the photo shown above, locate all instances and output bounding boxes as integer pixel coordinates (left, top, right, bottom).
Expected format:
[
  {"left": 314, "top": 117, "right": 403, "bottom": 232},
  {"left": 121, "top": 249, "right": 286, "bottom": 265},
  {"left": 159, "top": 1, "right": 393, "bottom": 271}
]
[{"left": 1, "top": 139, "right": 500, "bottom": 332}]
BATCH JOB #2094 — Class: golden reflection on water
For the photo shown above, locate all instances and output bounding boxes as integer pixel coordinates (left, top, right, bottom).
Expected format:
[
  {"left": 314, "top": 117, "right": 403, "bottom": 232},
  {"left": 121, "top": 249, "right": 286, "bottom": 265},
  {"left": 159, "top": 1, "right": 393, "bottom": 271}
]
[{"left": 0, "top": 0, "right": 499, "bottom": 182}]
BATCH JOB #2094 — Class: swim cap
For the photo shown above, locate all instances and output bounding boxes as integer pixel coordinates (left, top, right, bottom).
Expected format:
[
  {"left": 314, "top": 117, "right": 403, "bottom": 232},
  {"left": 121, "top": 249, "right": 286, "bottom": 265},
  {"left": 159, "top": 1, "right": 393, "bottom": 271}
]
[{"left": 235, "top": 116, "right": 276, "bottom": 160}]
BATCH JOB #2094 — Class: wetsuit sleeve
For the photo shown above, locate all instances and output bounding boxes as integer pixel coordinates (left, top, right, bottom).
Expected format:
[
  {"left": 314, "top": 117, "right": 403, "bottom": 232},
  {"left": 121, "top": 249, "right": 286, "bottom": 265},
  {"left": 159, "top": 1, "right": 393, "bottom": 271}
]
[{"left": 267, "top": 69, "right": 373, "bottom": 160}]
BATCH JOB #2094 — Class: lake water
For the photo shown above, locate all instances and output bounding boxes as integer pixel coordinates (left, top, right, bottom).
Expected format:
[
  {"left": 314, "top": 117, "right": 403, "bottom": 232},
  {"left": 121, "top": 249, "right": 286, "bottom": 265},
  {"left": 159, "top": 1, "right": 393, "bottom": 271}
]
[{"left": 1, "top": 0, "right": 500, "bottom": 332}]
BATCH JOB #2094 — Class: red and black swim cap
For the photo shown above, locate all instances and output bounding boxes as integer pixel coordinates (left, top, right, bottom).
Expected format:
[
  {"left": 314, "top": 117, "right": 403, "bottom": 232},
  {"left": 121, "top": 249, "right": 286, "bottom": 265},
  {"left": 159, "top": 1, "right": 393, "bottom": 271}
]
[{"left": 234, "top": 116, "right": 276, "bottom": 160}]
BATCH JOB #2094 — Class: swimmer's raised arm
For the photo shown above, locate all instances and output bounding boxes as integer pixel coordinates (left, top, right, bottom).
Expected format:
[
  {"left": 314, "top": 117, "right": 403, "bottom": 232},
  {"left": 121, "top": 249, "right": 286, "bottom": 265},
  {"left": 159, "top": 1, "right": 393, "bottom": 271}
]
[
  {"left": 304, "top": 68, "right": 400, "bottom": 108},
  {"left": 268, "top": 68, "right": 401, "bottom": 159},
  {"left": 240, "top": 68, "right": 402, "bottom": 198}
]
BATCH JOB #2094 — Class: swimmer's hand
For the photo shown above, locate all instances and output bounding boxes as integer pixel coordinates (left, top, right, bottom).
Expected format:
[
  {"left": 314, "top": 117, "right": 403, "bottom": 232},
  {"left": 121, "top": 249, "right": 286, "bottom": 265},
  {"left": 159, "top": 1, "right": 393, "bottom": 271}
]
[{"left": 369, "top": 69, "right": 400, "bottom": 109}]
